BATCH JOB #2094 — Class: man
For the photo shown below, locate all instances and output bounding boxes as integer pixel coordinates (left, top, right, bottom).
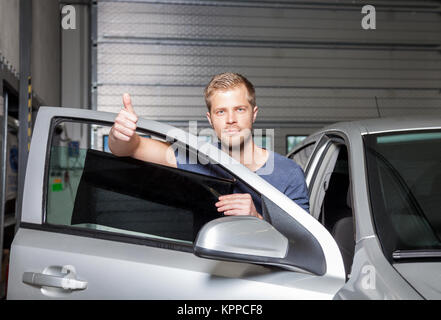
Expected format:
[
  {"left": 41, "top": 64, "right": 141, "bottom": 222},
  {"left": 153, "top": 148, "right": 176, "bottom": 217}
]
[{"left": 109, "top": 73, "right": 309, "bottom": 219}]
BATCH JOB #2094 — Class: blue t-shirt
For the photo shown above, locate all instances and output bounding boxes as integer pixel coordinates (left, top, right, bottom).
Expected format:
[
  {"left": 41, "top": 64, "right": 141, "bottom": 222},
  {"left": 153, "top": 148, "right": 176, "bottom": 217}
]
[{"left": 174, "top": 147, "right": 310, "bottom": 214}]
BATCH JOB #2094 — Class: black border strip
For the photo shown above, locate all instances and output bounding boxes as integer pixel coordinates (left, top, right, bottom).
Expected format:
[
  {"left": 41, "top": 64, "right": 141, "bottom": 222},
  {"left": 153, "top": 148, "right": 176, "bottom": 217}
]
[{"left": 20, "top": 222, "right": 194, "bottom": 253}]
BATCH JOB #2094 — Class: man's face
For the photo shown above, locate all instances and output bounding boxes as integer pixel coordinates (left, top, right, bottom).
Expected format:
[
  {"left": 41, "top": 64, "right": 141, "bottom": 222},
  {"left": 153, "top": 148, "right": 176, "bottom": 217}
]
[{"left": 206, "top": 84, "right": 258, "bottom": 149}]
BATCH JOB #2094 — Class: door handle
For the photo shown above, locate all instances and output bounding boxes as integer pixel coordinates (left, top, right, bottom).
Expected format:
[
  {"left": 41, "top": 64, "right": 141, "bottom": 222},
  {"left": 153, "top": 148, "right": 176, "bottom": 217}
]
[{"left": 22, "top": 265, "right": 87, "bottom": 290}]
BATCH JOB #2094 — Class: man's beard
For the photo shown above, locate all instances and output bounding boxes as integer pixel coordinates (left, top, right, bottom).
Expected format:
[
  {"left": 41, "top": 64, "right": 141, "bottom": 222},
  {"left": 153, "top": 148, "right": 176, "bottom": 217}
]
[{"left": 219, "top": 128, "right": 254, "bottom": 163}]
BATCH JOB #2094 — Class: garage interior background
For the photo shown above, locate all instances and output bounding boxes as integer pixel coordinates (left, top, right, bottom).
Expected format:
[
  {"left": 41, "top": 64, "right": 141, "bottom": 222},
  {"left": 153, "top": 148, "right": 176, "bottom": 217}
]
[{"left": 0, "top": 0, "right": 440, "bottom": 298}]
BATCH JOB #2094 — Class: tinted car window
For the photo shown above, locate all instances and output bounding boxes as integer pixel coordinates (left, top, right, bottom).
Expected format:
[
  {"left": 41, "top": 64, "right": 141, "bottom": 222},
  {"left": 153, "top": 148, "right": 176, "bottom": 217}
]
[
  {"left": 46, "top": 120, "right": 235, "bottom": 244},
  {"left": 364, "top": 130, "right": 441, "bottom": 259}
]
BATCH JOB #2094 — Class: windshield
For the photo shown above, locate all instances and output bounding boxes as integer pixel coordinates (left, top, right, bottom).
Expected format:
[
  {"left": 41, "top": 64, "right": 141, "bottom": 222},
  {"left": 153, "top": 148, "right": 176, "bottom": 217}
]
[{"left": 364, "top": 130, "right": 441, "bottom": 260}]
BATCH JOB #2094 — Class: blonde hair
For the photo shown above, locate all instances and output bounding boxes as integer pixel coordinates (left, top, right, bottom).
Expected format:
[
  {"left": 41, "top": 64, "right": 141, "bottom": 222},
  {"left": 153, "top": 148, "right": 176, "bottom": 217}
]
[{"left": 204, "top": 73, "right": 255, "bottom": 111}]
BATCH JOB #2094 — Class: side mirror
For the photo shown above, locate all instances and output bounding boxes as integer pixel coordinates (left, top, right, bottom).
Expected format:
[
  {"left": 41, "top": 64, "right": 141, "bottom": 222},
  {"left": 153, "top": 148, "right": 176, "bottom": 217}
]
[{"left": 194, "top": 216, "right": 288, "bottom": 265}]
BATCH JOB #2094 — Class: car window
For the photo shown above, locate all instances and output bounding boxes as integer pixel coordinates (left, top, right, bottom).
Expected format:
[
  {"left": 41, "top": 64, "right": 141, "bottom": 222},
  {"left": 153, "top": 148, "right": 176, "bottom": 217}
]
[
  {"left": 289, "top": 142, "right": 316, "bottom": 171},
  {"left": 46, "top": 120, "right": 236, "bottom": 245},
  {"left": 364, "top": 130, "right": 441, "bottom": 260}
]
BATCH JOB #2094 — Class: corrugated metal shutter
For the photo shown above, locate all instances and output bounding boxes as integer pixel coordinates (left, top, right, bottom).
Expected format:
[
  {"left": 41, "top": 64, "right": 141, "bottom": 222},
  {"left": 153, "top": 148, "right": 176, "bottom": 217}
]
[{"left": 95, "top": 0, "right": 441, "bottom": 123}]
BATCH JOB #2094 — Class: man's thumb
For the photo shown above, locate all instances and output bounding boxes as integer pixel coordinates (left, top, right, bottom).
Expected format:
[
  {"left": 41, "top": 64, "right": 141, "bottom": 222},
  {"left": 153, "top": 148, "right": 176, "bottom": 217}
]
[{"left": 122, "top": 93, "right": 135, "bottom": 114}]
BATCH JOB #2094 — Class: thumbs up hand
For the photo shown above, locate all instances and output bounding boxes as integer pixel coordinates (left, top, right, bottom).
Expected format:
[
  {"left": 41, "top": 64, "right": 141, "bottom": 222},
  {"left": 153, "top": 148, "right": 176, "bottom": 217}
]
[
  {"left": 111, "top": 93, "right": 139, "bottom": 142},
  {"left": 109, "top": 93, "right": 176, "bottom": 167}
]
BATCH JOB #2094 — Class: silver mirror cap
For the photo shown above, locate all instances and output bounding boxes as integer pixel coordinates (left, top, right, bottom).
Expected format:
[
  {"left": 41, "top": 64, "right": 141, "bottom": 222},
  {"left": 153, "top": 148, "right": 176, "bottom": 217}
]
[{"left": 194, "top": 216, "right": 288, "bottom": 260}]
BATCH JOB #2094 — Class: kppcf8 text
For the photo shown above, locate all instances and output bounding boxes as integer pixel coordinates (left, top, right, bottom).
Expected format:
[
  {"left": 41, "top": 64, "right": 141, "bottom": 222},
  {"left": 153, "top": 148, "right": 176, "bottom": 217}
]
[{"left": 221, "top": 305, "right": 263, "bottom": 315}]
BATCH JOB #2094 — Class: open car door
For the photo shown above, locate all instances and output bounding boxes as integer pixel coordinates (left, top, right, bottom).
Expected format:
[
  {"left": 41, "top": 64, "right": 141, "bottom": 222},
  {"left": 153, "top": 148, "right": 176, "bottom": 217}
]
[{"left": 7, "top": 107, "right": 345, "bottom": 299}]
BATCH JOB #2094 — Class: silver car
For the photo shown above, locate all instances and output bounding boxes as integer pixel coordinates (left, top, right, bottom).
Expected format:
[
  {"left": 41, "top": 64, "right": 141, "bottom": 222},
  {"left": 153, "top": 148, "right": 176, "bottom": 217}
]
[
  {"left": 288, "top": 116, "right": 441, "bottom": 299},
  {"left": 6, "top": 108, "right": 441, "bottom": 299}
]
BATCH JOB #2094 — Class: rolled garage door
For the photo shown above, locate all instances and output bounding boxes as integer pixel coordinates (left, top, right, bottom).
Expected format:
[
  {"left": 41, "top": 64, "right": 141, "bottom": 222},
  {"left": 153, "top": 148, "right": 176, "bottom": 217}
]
[{"left": 94, "top": 0, "right": 441, "bottom": 123}]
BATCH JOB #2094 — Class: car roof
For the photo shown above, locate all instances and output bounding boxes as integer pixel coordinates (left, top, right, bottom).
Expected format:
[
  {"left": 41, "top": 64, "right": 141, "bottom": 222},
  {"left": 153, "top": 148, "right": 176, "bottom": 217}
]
[{"left": 319, "top": 116, "right": 441, "bottom": 135}]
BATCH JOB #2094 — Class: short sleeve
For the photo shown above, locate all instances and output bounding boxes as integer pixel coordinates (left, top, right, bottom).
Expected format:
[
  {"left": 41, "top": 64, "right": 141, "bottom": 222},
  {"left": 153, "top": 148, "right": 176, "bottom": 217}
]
[
  {"left": 174, "top": 147, "right": 185, "bottom": 170},
  {"left": 284, "top": 165, "right": 310, "bottom": 213}
]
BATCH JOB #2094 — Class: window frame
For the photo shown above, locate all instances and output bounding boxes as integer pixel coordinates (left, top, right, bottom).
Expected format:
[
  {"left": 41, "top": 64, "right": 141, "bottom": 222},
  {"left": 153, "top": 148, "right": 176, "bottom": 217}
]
[{"left": 306, "top": 132, "right": 353, "bottom": 218}]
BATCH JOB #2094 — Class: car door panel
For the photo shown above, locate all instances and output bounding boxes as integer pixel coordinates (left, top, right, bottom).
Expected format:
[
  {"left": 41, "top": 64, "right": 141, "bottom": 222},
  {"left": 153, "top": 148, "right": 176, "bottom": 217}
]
[{"left": 8, "top": 228, "right": 342, "bottom": 299}]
